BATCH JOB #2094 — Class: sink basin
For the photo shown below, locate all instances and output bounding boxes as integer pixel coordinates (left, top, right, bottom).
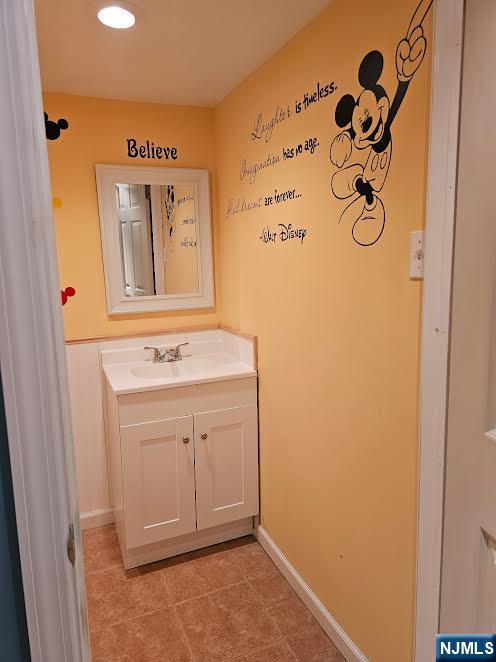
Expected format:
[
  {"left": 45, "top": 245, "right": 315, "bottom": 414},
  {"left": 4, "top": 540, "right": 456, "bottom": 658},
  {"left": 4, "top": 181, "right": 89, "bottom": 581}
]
[
  {"left": 131, "top": 362, "right": 190, "bottom": 380},
  {"left": 104, "top": 352, "right": 257, "bottom": 394},
  {"left": 131, "top": 356, "right": 223, "bottom": 380}
]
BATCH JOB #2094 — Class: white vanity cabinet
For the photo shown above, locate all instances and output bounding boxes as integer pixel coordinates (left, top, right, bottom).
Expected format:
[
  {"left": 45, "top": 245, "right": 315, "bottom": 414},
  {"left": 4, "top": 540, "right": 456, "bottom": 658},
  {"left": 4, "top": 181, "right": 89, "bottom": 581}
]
[{"left": 105, "top": 375, "right": 259, "bottom": 569}]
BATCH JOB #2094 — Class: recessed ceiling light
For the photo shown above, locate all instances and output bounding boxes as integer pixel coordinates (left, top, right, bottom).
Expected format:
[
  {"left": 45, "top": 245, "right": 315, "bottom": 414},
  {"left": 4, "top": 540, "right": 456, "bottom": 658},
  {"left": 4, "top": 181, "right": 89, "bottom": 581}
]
[{"left": 97, "top": 6, "right": 135, "bottom": 29}]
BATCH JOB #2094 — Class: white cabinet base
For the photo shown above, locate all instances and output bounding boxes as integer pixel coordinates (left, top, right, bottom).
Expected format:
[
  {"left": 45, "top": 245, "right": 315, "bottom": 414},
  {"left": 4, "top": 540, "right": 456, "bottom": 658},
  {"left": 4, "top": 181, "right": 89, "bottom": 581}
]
[
  {"left": 105, "top": 376, "right": 259, "bottom": 570},
  {"left": 120, "top": 517, "right": 254, "bottom": 570}
]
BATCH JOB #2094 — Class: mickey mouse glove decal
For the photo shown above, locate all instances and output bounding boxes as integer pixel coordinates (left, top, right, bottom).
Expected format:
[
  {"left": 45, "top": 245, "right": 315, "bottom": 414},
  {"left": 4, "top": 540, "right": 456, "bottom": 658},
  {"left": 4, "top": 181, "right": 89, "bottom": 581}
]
[
  {"left": 330, "top": 131, "right": 353, "bottom": 169},
  {"left": 396, "top": 0, "right": 432, "bottom": 82}
]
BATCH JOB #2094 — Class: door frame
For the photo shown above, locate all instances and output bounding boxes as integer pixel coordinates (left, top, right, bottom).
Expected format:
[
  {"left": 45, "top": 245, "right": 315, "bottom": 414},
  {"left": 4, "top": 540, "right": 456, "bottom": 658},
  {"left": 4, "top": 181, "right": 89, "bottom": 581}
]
[
  {"left": 0, "top": 1, "right": 89, "bottom": 661},
  {"left": 0, "top": 0, "right": 465, "bottom": 661},
  {"left": 150, "top": 185, "right": 166, "bottom": 295},
  {"left": 414, "top": 1, "right": 464, "bottom": 660}
]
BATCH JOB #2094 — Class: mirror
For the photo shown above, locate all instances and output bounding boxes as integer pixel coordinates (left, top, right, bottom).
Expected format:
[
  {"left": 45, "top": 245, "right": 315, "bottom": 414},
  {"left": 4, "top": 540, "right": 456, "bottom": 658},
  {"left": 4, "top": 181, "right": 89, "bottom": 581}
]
[
  {"left": 115, "top": 183, "right": 198, "bottom": 297},
  {"left": 96, "top": 165, "right": 213, "bottom": 315}
]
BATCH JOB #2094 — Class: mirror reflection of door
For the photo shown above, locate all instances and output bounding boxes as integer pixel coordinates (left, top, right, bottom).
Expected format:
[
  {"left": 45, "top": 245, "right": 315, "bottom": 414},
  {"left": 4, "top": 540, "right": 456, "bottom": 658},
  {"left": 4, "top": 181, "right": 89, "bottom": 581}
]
[
  {"left": 114, "top": 181, "right": 200, "bottom": 299},
  {"left": 115, "top": 183, "right": 155, "bottom": 297}
]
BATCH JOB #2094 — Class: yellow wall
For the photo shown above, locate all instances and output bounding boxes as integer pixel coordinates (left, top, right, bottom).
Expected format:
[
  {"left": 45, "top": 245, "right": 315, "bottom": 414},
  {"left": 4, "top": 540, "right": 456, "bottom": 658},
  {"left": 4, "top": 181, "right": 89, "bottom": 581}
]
[
  {"left": 214, "top": 1, "right": 431, "bottom": 660},
  {"left": 44, "top": 93, "right": 218, "bottom": 341}
]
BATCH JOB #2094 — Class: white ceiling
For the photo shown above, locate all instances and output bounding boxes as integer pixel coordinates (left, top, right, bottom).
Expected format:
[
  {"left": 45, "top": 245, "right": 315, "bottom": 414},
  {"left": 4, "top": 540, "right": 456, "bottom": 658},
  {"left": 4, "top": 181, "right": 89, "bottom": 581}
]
[{"left": 35, "top": 0, "right": 330, "bottom": 107}]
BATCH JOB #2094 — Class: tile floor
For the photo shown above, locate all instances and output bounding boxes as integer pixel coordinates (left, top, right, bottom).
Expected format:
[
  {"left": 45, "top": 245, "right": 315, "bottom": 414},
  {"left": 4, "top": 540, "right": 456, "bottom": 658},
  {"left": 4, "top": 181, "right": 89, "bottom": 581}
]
[{"left": 82, "top": 525, "right": 345, "bottom": 662}]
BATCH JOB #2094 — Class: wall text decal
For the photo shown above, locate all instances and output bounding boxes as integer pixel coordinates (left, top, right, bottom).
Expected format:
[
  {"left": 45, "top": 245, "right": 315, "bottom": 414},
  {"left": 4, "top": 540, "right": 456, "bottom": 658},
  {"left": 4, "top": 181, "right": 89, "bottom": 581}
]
[
  {"left": 259, "top": 224, "right": 307, "bottom": 245},
  {"left": 228, "top": 78, "right": 334, "bottom": 240},
  {"left": 239, "top": 136, "right": 320, "bottom": 185},
  {"left": 249, "top": 79, "right": 336, "bottom": 143},
  {"left": 251, "top": 105, "right": 292, "bottom": 143},
  {"left": 264, "top": 188, "right": 302, "bottom": 206},
  {"left": 181, "top": 237, "right": 197, "bottom": 248},
  {"left": 226, "top": 186, "right": 302, "bottom": 220},
  {"left": 127, "top": 139, "right": 177, "bottom": 160},
  {"left": 295, "top": 81, "right": 336, "bottom": 114},
  {"left": 283, "top": 137, "right": 319, "bottom": 159},
  {"left": 240, "top": 153, "right": 281, "bottom": 184},
  {"left": 226, "top": 196, "right": 263, "bottom": 219},
  {"left": 177, "top": 193, "right": 194, "bottom": 205}
]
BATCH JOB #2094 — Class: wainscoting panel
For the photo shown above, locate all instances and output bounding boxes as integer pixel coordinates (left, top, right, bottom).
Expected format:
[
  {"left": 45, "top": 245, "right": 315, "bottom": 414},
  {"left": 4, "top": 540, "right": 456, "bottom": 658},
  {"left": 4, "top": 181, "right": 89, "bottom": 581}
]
[{"left": 66, "top": 342, "right": 111, "bottom": 526}]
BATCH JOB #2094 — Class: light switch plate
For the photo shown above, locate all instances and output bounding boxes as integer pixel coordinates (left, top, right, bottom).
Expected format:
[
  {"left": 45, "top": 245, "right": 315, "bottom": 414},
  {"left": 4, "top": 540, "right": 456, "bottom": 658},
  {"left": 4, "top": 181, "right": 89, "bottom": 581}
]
[{"left": 410, "top": 230, "right": 424, "bottom": 279}]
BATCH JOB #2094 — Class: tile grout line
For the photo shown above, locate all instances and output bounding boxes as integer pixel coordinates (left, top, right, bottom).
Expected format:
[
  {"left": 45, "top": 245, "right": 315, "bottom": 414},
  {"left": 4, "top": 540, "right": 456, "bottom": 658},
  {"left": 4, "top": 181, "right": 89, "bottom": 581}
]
[
  {"left": 284, "top": 638, "right": 302, "bottom": 662},
  {"left": 245, "top": 581, "right": 288, "bottom": 641},
  {"left": 221, "top": 637, "right": 294, "bottom": 662},
  {"left": 173, "top": 574, "right": 310, "bottom": 660},
  {"left": 169, "top": 579, "right": 249, "bottom": 607},
  {"left": 221, "top": 623, "right": 322, "bottom": 662},
  {"left": 88, "top": 570, "right": 175, "bottom": 633},
  {"left": 284, "top": 624, "right": 347, "bottom": 662},
  {"left": 84, "top": 562, "right": 122, "bottom": 576},
  {"left": 173, "top": 604, "right": 195, "bottom": 662},
  {"left": 88, "top": 605, "right": 173, "bottom": 634},
  {"left": 222, "top": 624, "right": 327, "bottom": 662}
]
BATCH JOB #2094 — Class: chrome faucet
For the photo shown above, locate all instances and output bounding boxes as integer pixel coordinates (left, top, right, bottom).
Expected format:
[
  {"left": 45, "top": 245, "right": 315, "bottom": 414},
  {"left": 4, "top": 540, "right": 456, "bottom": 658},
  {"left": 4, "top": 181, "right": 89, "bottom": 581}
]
[{"left": 145, "top": 343, "right": 188, "bottom": 363}]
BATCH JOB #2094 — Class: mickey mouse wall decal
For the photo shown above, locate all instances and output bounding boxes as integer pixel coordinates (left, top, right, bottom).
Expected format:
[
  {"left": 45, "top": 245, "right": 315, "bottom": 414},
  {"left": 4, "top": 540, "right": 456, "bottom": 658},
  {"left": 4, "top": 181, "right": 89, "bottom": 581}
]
[
  {"left": 330, "top": 0, "right": 432, "bottom": 247},
  {"left": 163, "top": 185, "right": 177, "bottom": 252},
  {"left": 61, "top": 286, "right": 76, "bottom": 306},
  {"left": 44, "top": 112, "right": 69, "bottom": 141}
]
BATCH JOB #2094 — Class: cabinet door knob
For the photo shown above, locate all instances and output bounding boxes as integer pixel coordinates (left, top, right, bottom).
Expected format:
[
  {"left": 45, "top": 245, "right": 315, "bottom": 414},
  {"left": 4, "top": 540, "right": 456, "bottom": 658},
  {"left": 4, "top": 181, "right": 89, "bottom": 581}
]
[
  {"left": 182, "top": 436, "right": 190, "bottom": 444},
  {"left": 201, "top": 433, "right": 208, "bottom": 440}
]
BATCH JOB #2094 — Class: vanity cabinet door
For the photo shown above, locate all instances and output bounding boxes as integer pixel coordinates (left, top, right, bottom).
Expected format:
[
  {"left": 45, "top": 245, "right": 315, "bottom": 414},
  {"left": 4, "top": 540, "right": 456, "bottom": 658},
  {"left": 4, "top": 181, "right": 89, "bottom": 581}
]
[
  {"left": 121, "top": 416, "right": 196, "bottom": 548},
  {"left": 194, "top": 405, "right": 259, "bottom": 530}
]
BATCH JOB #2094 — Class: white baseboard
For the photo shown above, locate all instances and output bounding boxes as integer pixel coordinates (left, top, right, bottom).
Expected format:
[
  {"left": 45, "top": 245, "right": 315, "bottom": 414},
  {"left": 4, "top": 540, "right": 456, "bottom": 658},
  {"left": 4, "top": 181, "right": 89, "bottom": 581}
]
[
  {"left": 80, "top": 507, "right": 114, "bottom": 530},
  {"left": 256, "top": 526, "right": 368, "bottom": 662}
]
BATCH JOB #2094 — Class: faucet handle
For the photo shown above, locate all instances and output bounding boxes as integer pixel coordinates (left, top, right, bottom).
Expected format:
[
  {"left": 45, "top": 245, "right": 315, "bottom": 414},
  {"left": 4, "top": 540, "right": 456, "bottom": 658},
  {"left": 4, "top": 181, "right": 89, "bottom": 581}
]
[
  {"left": 167, "top": 342, "right": 188, "bottom": 350},
  {"left": 170, "top": 342, "right": 188, "bottom": 359},
  {"left": 144, "top": 346, "right": 162, "bottom": 362}
]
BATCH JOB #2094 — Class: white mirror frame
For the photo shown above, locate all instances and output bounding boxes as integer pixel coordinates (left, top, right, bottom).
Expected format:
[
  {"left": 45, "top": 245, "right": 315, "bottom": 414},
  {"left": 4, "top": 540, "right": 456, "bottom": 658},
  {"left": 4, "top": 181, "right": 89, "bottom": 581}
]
[{"left": 95, "top": 164, "right": 214, "bottom": 315}]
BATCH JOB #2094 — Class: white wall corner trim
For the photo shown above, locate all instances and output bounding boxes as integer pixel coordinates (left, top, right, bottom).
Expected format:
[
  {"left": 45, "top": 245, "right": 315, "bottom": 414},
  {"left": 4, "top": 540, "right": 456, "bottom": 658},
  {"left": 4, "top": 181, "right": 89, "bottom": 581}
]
[
  {"left": 256, "top": 526, "right": 368, "bottom": 662},
  {"left": 414, "top": 1, "right": 464, "bottom": 660}
]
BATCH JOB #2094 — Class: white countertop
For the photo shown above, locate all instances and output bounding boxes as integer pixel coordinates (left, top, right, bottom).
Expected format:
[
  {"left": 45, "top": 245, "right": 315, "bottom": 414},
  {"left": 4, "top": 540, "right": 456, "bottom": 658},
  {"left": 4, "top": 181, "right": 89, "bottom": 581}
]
[{"left": 103, "top": 352, "right": 257, "bottom": 395}]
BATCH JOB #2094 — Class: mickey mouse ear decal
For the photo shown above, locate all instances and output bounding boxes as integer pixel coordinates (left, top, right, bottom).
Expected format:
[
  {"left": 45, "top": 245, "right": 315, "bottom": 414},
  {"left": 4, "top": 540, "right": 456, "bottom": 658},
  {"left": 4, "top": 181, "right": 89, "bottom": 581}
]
[
  {"left": 61, "top": 286, "right": 76, "bottom": 306},
  {"left": 45, "top": 112, "right": 69, "bottom": 141}
]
